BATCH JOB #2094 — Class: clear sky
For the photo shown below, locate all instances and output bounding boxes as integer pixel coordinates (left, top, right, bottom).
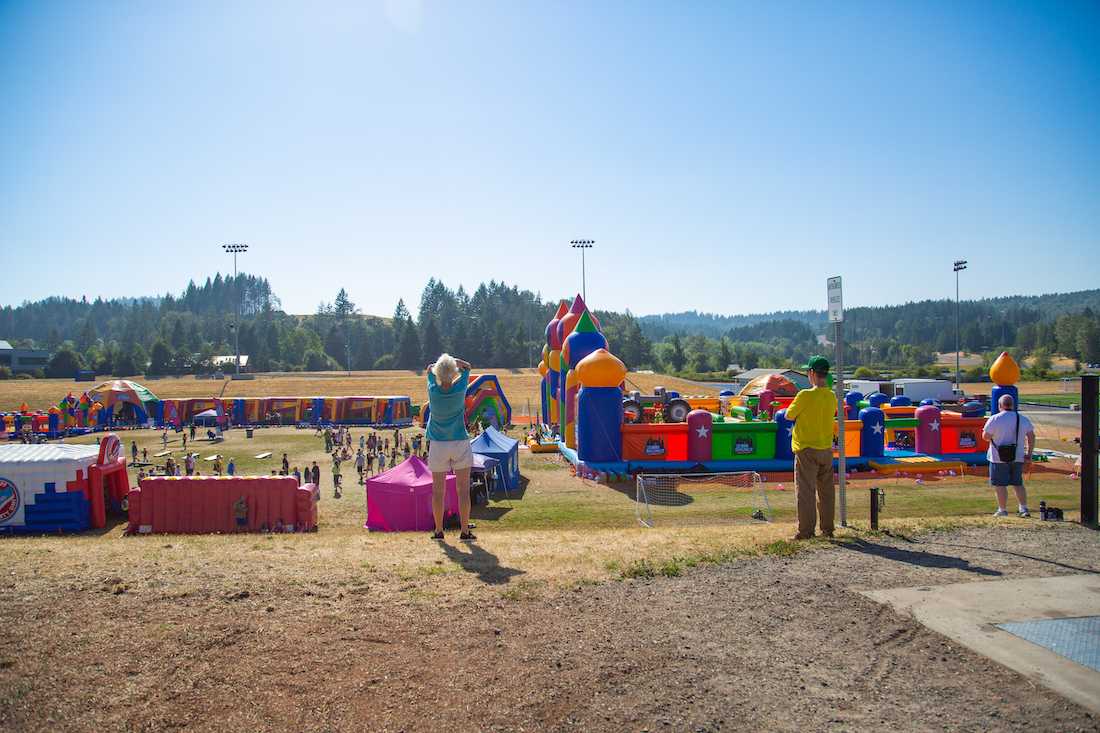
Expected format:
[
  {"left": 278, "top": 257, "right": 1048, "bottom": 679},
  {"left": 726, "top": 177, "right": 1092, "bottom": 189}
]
[{"left": 2, "top": 0, "right": 1098, "bottom": 317}]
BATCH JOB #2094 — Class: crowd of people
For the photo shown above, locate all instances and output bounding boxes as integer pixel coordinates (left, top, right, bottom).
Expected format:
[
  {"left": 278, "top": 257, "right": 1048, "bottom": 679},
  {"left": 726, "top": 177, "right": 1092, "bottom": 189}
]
[{"left": 312, "top": 425, "right": 428, "bottom": 498}]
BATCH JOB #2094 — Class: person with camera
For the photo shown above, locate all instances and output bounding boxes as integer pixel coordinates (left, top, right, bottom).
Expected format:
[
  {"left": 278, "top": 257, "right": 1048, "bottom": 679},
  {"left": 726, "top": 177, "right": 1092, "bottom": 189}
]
[{"left": 982, "top": 394, "right": 1036, "bottom": 517}]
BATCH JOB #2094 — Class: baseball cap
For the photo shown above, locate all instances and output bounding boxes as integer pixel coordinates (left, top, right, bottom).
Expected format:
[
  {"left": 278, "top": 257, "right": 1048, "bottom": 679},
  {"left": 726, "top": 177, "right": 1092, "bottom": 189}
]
[{"left": 803, "top": 355, "right": 831, "bottom": 374}]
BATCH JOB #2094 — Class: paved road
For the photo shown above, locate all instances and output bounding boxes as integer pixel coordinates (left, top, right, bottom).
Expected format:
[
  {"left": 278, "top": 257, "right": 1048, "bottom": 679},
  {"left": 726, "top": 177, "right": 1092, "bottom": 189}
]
[{"left": 1022, "top": 407, "right": 1082, "bottom": 432}]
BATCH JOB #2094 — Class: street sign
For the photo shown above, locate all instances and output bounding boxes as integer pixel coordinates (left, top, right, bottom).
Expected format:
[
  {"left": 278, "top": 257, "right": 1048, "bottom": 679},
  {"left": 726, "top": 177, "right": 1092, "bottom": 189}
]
[{"left": 827, "top": 276, "right": 843, "bottom": 323}]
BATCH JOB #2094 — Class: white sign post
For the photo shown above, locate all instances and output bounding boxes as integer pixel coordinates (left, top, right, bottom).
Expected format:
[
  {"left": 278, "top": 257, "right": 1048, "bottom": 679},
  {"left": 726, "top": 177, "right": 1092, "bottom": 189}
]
[{"left": 827, "top": 276, "right": 847, "bottom": 527}]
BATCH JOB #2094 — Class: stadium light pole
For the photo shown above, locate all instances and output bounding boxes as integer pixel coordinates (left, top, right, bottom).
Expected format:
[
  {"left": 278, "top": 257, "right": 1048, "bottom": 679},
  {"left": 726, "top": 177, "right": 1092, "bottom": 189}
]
[
  {"left": 953, "top": 259, "right": 967, "bottom": 391},
  {"left": 222, "top": 243, "right": 249, "bottom": 376},
  {"left": 570, "top": 239, "right": 595, "bottom": 301}
]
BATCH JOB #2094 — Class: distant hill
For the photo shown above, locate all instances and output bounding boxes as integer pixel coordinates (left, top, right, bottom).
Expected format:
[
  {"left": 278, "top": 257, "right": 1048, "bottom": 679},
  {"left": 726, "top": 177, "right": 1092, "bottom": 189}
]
[{"left": 638, "top": 288, "right": 1100, "bottom": 340}]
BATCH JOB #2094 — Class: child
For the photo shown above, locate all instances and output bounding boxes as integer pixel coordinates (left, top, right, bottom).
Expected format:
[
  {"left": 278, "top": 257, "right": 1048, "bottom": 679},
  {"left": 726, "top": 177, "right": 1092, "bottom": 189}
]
[
  {"left": 227, "top": 457, "right": 235, "bottom": 476},
  {"left": 293, "top": 466, "right": 302, "bottom": 485},
  {"left": 141, "top": 447, "right": 148, "bottom": 462},
  {"left": 332, "top": 462, "right": 342, "bottom": 499},
  {"left": 355, "top": 448, "right": 365, "bottom": 484},
  {"left": 233, "top": 496, "right": 248, "bottom": 532},
  {"left": 213, "top": 455, "right": 223, "bottom": 476}
]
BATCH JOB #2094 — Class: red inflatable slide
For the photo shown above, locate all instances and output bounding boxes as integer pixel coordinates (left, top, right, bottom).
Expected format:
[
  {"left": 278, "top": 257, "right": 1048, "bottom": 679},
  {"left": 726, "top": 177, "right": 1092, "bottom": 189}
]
[{"left": 127, "top": 476, "right": 318, "bottom": 534}]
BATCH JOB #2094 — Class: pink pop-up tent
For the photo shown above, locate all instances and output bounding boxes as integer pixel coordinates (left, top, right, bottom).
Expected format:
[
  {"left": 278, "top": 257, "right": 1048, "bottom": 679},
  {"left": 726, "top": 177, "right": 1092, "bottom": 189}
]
[{"left": 364, "top": 456, "right": 458, "bottom": 532}]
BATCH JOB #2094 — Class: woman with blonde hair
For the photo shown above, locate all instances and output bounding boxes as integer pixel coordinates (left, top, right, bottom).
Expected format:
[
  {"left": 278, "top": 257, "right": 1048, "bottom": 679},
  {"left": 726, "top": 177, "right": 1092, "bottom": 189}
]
[{"left": 425, "top": 353, "right": 474, "bottom": 540}]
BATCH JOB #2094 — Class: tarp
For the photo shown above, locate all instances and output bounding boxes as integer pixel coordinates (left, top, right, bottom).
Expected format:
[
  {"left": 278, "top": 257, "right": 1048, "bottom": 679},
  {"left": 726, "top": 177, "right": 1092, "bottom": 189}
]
[
  {"left": 364, "top": 456, "right": 458, "bottom": 532},
  {"left": 192, "top": 408, "right": 219, "bottom": 427},
  {"left": 469, "top": 426, "right": 520, "bottom": 490},
  {"left": 470, "top": 453, "right": 499, "bottom": 472}
]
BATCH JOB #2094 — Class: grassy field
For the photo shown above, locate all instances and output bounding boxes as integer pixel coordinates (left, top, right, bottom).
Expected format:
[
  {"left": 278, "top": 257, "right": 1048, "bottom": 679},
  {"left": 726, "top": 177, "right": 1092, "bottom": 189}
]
[
  {"left": 3, "top": 424, "right": 1082, "bottom": 592},
  {"left": 0, "top": 368, "right": 718, "bottom": 414}
]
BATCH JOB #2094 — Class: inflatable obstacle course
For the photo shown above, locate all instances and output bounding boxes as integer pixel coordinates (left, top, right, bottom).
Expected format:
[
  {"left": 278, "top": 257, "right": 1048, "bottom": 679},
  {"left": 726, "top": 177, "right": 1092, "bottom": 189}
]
[
  {"left": 421, "top": 374, "right": 512, "bottom": 431},
  {"left": 534, "top": 294, "right": 997, "bottom": 478},
  {"left": 0, "top": 433, "right": 130, "bottom": 533}
]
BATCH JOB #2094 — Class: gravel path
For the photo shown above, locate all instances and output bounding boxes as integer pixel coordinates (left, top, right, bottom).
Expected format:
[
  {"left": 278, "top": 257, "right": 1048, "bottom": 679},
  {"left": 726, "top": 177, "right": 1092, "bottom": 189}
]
[{"left": 3, "top": 523, "right": 1099, "bottom": 732}]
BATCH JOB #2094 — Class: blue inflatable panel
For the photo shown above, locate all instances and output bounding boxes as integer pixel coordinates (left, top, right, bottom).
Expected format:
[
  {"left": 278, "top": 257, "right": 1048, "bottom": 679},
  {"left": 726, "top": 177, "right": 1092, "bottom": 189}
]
[{"left": 0, "top": 481, "right": 91, "bottom": 535}]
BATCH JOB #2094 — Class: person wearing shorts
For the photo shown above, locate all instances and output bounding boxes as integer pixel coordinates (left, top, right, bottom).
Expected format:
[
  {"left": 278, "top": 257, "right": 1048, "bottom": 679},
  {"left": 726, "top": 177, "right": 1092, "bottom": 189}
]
[
  {"left": 425, "top": 353, "right": 475, "bottom": 541},
  {"left": 982, "top": 394, "right": 1035, "bottom": 517}
]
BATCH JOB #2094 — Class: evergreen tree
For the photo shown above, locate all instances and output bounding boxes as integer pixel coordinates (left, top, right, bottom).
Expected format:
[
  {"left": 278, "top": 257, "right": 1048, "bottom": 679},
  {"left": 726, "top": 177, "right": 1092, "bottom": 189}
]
[
  {"left": 421, "top": 318, "right": 444, "bottom": 363},
  {"left": 667, "top": 334, "right": 686, "bottom": 372},
  {"left": 46, "top": 347, "right": 83, "bottom": 378},
  {"left": 149, "top": 340, "right": 174, "bottom": 375},
  {"left": 397, "top": 320, "right": 421, "bottom": 369}
]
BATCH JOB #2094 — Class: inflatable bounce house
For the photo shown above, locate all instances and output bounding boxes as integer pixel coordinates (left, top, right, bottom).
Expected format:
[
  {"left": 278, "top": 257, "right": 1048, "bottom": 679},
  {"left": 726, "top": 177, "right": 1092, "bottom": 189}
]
[
  {"left": 127, "top": 476, "right": 318, "bottom": 534},
  {"left": 89, "top": 379, "right": 161, "bottom": 427},
  {"left": 0, "top": 433, "right": 130, "bottom": 534},
  {"left": 157, "top": 396, "right": 412, "bottom": 428},
  {"left": 421, "top": 374, "right": 512, "bottom": 431},
  {"left": 537, "top": 295, "right": 1001, "bottom": 478}
]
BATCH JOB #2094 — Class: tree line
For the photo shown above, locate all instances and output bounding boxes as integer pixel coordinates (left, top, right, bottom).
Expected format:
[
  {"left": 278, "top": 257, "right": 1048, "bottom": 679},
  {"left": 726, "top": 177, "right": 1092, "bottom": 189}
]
[{"left": 1, "top": 277, "right": 1098, "bottom": 380}]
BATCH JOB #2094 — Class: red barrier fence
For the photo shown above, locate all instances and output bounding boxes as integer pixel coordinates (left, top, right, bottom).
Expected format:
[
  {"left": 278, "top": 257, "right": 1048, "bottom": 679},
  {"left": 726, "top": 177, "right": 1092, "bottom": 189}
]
[{"left": 127, "top": 476, "right": 318, "bottom": 534}]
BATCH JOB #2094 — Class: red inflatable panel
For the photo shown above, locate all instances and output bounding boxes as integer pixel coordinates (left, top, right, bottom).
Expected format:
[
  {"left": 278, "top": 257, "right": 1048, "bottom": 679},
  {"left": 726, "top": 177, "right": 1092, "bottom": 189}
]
[{"left": 129, "top": 476, "right": 317, "bottom": 534}]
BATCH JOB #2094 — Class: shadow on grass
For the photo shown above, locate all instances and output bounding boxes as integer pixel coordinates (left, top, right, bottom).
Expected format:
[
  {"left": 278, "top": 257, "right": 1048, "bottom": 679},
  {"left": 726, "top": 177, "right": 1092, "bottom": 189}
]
[
  {"left": 440, "top": 541, "right": 525, "bottom": 585},
  {"left": 836, "top": 538, "right": 1002, "bottom": 576},
  {"left": 917, "top": 540, "right": 1100, "bottom": 575}
]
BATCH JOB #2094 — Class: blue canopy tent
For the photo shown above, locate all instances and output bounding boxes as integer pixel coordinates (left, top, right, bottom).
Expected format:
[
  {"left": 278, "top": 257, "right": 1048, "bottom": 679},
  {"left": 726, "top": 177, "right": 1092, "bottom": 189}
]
[{"left": 469, "top": 426, "right": 520, "bottom": 491}]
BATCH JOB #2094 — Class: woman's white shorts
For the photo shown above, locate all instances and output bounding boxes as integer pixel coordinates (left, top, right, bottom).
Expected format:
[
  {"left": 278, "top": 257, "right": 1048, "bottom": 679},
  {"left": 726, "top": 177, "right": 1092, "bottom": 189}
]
[{"left": 427, "top": 439, "right": 473, "bottom": 473}]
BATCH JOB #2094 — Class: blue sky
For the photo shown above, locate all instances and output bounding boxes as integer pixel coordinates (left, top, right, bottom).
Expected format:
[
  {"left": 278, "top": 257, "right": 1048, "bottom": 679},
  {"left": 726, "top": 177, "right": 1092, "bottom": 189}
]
[{"left": 2, "top": 0, "right": 1098, "bottom": 317}]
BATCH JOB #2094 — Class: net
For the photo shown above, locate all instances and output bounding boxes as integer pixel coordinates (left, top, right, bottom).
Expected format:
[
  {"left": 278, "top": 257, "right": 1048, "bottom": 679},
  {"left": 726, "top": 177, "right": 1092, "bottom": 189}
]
[{"left": 635, "top": 471, "right": 768, "bottom": 528}]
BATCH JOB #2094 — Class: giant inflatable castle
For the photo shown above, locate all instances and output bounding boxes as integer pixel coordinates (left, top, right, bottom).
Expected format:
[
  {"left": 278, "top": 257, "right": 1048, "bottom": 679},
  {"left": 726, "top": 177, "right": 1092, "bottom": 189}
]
[{"left": 538, "top": 296, "right": 1010, "bottom": 477}]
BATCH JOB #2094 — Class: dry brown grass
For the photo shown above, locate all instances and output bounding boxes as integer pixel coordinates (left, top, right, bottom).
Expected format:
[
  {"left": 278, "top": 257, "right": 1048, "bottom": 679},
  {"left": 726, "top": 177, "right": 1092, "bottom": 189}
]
[
  {"left": 960, "top": 379, "right": 1080, "bottom": 396},
  {"left": 0, "top": 369, "right": 717, "bottom": 413}
]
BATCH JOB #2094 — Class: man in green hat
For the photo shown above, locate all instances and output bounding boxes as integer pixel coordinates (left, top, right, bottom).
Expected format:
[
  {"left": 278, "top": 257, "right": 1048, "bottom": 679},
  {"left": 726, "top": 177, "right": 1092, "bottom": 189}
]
[{"left": 785, "top": 355, "right": 837, "bottom": 539}]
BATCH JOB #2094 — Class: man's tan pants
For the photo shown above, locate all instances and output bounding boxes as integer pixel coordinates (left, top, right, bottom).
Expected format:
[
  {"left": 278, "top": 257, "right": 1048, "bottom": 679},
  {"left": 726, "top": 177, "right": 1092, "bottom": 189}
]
[{"left": 794, "top": 448, "right": 835, "bottom": 538}]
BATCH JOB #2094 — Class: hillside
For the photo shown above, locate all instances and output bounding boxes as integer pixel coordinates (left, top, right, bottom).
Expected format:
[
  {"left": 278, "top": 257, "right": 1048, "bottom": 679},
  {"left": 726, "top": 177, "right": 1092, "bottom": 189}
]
[{"left": 638, "top": 288, "right": 1100, "bottom": 340}]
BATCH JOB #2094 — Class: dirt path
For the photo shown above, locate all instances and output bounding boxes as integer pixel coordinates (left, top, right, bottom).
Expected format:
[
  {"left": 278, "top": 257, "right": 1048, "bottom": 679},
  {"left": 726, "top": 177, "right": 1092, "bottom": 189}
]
[{"left": 3, "top": 524, "right": 1098, "bottom": 732}]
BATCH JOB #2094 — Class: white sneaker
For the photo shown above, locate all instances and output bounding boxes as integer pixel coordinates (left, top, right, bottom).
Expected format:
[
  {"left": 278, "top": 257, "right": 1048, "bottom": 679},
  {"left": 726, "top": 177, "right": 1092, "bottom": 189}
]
[
  {"left": 1018, "top": 509, "right": 1031, "bottom": 518},
  {"left": 993, "top": 509, "right": 1009, "bottom": 517}
]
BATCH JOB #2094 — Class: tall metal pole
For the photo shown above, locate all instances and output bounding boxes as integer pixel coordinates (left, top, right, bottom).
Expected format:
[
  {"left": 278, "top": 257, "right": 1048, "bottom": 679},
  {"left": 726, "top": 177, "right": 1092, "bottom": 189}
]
[
  {"left": 581, "top": 247, "right": 586, "bottom": 302},
  {"left": 1082, "top": 374, "right": 1098, "bottom": 527},
  {"left": 953, "top": 260, "right": 967, "bottom": 391},
  {"left": 571, "top": 239, "right": 594, "bottom": 301},
  {"left": 836, "top": 320, "right": 847, "bottom": 527},
  {"left": 222, "top": 243, "right": 248, "bottom": 377},
  {"left": 234, "top": 250, "right": 240, "bottom": 376}
]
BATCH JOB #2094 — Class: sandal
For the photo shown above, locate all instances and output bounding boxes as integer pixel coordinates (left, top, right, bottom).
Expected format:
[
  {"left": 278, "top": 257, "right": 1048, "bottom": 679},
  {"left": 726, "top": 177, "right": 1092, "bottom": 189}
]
[
  {"left": 430, "top": 531, "right": 445, "bottom": 541},
  {"left": 460, "top": 531, "right": 477, "bottom": 542}
]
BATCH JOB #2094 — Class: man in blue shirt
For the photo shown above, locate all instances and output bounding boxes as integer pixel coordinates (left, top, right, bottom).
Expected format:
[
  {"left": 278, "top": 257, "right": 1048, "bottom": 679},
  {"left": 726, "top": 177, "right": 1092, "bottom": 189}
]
[{"left": 425, "top": 353, "right": 475, "bottom": 541}]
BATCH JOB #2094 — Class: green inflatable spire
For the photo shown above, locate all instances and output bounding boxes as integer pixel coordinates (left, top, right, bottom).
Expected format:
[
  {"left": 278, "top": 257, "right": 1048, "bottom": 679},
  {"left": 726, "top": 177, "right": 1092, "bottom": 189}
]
[{"left": 573, "top": 310, "right": 598, "bottom": 334}]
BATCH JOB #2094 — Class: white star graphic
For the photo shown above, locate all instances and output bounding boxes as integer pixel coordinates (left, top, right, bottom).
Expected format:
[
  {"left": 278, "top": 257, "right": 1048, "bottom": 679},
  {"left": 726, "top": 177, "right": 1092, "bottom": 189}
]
[
  {"left": 787, "top": 426, "right": 794, "bottom": 437},
  {"left": 930, "top": 420, "right": 940, "bottom": 432},
  {"left": 695, "top": 425, "right": 709, "bottom": 439},
  {"left": 872, "top": 423, "right": 883, "bottom": 435}
]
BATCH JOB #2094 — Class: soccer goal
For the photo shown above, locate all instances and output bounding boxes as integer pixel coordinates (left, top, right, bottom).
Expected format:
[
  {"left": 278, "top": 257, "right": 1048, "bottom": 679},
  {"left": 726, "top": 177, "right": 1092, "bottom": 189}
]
[{"left": 634, "top": 471, "right": 768, "bottom": 528}]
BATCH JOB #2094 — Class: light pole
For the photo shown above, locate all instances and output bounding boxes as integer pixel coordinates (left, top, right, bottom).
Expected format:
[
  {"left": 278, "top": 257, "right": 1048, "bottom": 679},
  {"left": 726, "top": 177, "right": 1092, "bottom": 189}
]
[
  {"left": 953, "top": 259, "right": 967, "bottom": 390},
  {"left": 222, "top": 243, "right": 249, "bottom": 376},
  {"left": 570, "top": 239, "right": 595, "bottom": 301}
]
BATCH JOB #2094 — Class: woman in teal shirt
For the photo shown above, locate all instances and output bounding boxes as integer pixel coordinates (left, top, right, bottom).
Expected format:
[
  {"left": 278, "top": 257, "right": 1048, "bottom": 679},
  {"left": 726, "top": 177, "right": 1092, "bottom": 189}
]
[{"left": 425, "top": 353, "right": 475, "bottom": 541}]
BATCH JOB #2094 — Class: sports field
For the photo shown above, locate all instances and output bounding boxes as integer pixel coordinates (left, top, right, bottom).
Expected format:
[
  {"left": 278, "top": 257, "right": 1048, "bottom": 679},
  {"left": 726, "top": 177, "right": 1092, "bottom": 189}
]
[
  {"left": 0, "top": 369, "right": 718, "bottom": 415},
  {"left": 0, "top": 374, "right": 1091, "bottom": 731}
]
